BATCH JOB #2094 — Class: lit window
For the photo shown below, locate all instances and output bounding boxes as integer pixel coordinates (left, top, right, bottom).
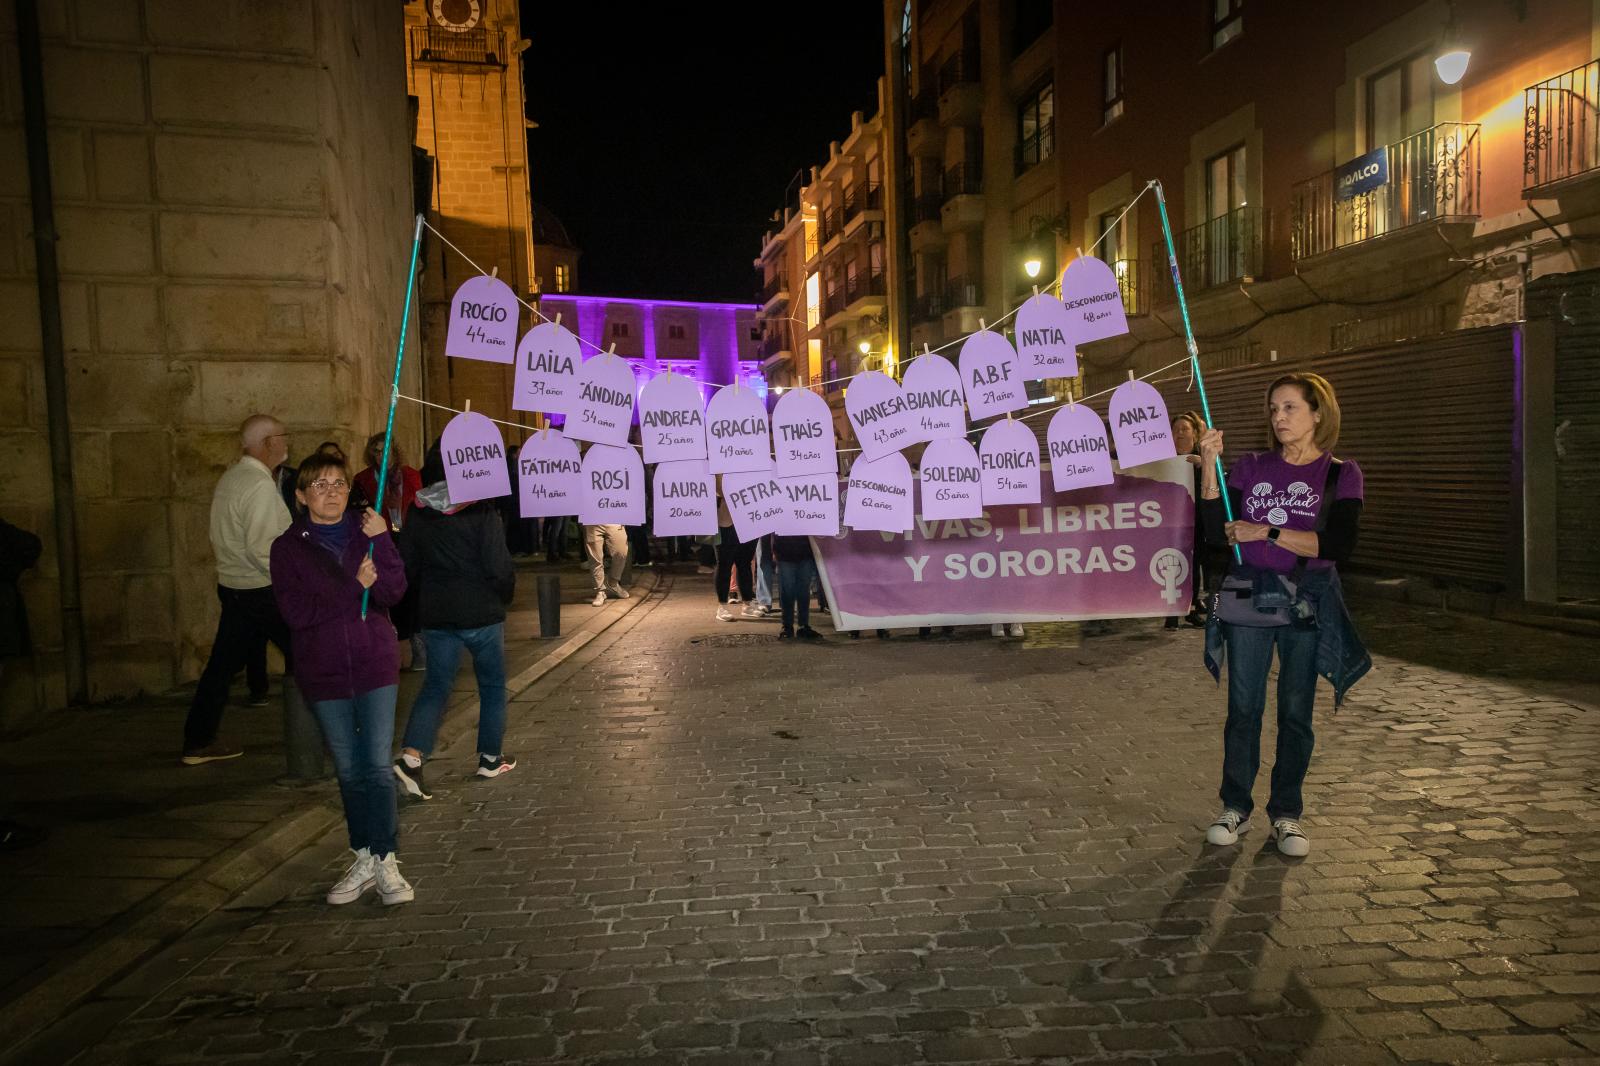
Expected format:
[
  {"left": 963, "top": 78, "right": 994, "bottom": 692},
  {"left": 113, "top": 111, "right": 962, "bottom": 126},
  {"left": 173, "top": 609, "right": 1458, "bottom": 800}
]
[
  {"left": 1017, "top": 80, "right": 1055, "bottom": 172},
  {"left": 1211, "top": 0, "right": 1242, "bottom": 51},
  {"left": 1102, "top": 45, "right": 1123, "bottom": 125},
  {"left": 554, "top": 264, "right": 571, "bottom": 293}
]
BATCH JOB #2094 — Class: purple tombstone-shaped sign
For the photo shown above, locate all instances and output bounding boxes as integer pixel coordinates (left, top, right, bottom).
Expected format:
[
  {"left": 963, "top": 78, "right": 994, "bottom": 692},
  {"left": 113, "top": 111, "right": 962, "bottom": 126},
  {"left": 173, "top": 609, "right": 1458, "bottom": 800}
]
[
  {"left": 771, "top": 388, "right": 837, "bottom": 478},
  {"left": 1046, "top": 403, "right": 1114, "bottom": 492},
  {"left": 1059, "top": 256, "right": 1130, "bottom": 345},
  {"left": 844, "top": 451, "right": 913, "bottom": 532},
  {"left": 845, "top": 370, "right": 917, "bottom": 461},
  {"left": 721, "top": 470, "right": 785, "bottom": 542},
  {"left": 446, "top": 275, "right": 519, "bottom": 364},
  {"left": 638, "top": 372, "right": 707, "bottom": 464},
  {"left": 979, "top": 418, "right": 1042, "bottom": 506},
  {"left": 516, "top": 429, "right": 583, "bottom": 518},
  {"left": 565, "top": 352, "right": 637, "bottom": 446},
  {"left": 512, "top": 321, "right": 582, "bottom": 415},
  {"left": 441, "top": 411, "right": 510, "bottom": 504},
  {"left": 773, "top": 472, "right": 839, "bottom": 536},
  {"left": 705, "top": 385, "right": 773, "bottom": 474},
  {"left": 958, "top": 330, "right": 1028, "bottom": 421},
  {"left": 579, "top": 442, "right": 644, "bottom": 525},
  {"left": 899, "top": 352, "right": 967, "bottom": 445},
  {"left": 1014, "top": 292, "right": 1079, "bottom": 379},
  {"left": 919, "top": 437, "right": 983, "bottom": 521},
  {"left": 652, "top": 459, "right": 717, "bottom": 537},
  {"left": 1108, "top": 379, "right": 1177, "bottom": 469}
]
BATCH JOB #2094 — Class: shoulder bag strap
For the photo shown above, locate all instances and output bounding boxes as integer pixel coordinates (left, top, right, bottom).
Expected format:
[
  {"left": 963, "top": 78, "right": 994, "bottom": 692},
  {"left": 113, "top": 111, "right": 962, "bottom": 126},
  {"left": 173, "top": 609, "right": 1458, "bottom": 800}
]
[{"left": 1290, "top": 457, "right": 1343, "bottom": 585}]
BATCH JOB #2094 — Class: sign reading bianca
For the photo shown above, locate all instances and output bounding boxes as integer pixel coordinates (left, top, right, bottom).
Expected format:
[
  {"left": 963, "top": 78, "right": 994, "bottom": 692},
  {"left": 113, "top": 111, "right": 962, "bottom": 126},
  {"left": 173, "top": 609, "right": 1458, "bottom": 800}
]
[{"left": 898, "top": 352, "right": 967, "bottom": 445}]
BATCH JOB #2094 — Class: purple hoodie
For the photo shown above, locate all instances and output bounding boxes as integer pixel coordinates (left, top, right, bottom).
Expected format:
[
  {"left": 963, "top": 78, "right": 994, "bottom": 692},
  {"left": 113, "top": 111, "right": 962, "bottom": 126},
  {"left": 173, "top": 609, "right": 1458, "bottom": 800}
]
[{"left": 269, "top": 512, "right": 407, "bottom": 702}]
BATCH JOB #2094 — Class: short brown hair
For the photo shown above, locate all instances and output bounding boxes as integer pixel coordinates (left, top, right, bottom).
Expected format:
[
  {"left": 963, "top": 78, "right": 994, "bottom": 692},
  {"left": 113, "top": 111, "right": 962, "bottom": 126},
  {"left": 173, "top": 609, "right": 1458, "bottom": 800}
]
[
  {"left": 1265, "top": 372, "right": 1341, "bottom": 452},
  {"left": 363, "top": 432, "right": 404, "bottom": 472},
  {"left": 296, "top": 454, "right": 348, "bottom": 492}
]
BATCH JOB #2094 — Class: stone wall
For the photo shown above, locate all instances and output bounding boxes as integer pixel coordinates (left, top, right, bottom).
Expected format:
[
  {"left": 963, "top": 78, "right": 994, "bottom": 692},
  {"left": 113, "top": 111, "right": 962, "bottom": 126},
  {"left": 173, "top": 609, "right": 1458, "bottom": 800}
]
[{"left": 0, "top": 0, "right": 419, "bottom": 730}]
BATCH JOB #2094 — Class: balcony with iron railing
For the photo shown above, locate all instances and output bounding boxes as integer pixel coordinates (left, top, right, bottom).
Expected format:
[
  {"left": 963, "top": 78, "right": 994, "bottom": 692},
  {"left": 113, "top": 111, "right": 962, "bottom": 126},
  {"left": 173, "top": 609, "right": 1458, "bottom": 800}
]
[
  {"left": 842, "top": 183, "right": 883, "bottom": 225},
  {"left": 1525, "top": 60, "right": 1600, "bottom": 193},
  {"left": 409, "top": 25, "right": 501, "bottom": 67},
  {"left": 1150, "top": 205, "right": 1264, "bottom": 304},
  {"left": 803, "top": 229, "right": 820, "bottom": 263},
  {"left": 938, "top": 51, "right": 979, "bottom": 95},
  {"left": 913, "top": 290, "right": 946, "bottom": 323},
  {"left": 760, "top": 272, "right": 789, "bottom": 308},
  {"left": 944, "top": 275, "right": 982, "bottom": 310},
  {"left": 1290, "top": 122, "right": 1480, "bottom": 260},
  {"left": 757, "top": 329, "right": 791, "bottom": 362},
  {"left": 942, "top": 163, "right": 983, "bottom": 203},
  {"left": 937, "top": 50, "right": 981, "bottom": 125},
  {"left": 1014, "top": 128, "right": 1054, "bottom": 176},
  {"left": 823, "top": 287, "right": 846, "bottom": 320},
  {"left": 912, "top": 193, "right": 945, "bottom": 225},
  {"left": 819, "top": 207, "right": 844, "bottom": 246},
  {"left": 844, "top": 270, "right": 887, "bottom": 310},
  {"left": 1109, "top": 259, "right": 1146, "bottom": 316}
]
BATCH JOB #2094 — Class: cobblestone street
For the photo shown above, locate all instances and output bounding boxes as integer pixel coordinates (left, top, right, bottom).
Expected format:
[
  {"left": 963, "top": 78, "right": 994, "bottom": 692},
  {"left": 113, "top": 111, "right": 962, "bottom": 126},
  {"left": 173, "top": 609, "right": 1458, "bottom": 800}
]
[{"left": 28, "top": 574, "right": 1600, "bottom": 1065}]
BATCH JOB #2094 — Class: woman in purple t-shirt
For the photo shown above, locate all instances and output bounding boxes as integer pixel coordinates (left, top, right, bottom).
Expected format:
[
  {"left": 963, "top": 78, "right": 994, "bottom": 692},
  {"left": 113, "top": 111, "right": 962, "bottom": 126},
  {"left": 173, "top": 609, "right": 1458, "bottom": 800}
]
[{"left": 1194, "top": 372, "right": 1364, "bottom": 858}]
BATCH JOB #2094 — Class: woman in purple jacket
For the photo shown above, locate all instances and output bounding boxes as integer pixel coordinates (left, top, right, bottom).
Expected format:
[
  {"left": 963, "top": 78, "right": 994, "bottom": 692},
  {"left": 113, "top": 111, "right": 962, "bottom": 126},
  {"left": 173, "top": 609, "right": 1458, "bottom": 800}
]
[{"left": 270, "top": 453, "right": 414, "bottom": 905}]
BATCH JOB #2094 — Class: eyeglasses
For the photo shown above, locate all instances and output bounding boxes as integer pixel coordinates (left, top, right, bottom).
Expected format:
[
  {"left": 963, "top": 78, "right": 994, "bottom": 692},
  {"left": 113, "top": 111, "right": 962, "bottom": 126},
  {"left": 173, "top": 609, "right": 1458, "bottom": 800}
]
[{"left": 307, "top": 479, "right": 349, "bottom": 494}]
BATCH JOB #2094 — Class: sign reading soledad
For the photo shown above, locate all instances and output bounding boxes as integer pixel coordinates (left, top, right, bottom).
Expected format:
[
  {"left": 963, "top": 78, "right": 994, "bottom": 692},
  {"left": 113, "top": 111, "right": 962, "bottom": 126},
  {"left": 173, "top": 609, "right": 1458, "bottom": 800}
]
[{"left": 814, "top": 458, "right": 1194, "bottom": 630}]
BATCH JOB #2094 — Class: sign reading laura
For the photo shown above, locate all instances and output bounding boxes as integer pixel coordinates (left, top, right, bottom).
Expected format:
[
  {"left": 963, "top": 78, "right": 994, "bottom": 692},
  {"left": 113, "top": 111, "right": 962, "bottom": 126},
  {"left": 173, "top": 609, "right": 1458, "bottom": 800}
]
[
  {"left": 1108, "top": 379, "right": 1177, "bottom": 469},
  {"left": 1336, "top": 146, "right": 1388, "bottom": 201},
  {"left": 705, "top": 384, "right": 773, "bottom": 474},
  {"left": 511, "top": 320, "right": 582, "bottom": 415},
  {"left": 565, "top": 353, "right": 637, "bottom": 447},
  {"left": 1059, "top": 256, "right": 1130, "bottom": 346},
  {"left": 771, "top": 387, "right": 837, "bottom": 478},
  {"left": 579, "top": 442, "right": 645, "bottom": 525},
  {"left": 722, "top": 469, "right": 785, "bottom": 542},
  {"left": 845, "top": 370, "right": 918, "bottom": 461},
  {"left": 516, "top": 429, "right": 583, "bottom": 518},
  {"left": 899, "top": 352, "right": 967, "bottom": 446},
  {"left": 441, "top": 410, "right": 511, "bottom": 504},
  {"left": 1046, "top": 403, "right": 1114, "bottom": 492},
  {"left": 844, "top": 451, "right": 914, "bottom": 533},
  {"left": 979, "top": 418, "right": 1042, "bottom": 506},
  {"left": 1014, "top": 292, "right": 1079, "bottom": 378},
  {"left": 638, "top": 372, "right": 707, "bottom": 464},
  {"left": 652, "top": 459, "right": 717, "bottom": 537},
  {"left": 919, "top": 437, "right": 983, "bottom": 521},
  {"left": 958, "top": 330, "right": 1028, "bottom": 420},
  {"left": 446, "top": 275, "right": 519, "bottom": 365}
]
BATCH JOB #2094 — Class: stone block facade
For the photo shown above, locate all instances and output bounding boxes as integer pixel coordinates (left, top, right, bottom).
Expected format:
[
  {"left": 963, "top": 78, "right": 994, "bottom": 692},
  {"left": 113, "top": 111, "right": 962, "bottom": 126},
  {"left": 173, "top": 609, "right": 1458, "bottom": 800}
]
[{"left": 0, "top": 0, "right": 424, "bottom": 728}]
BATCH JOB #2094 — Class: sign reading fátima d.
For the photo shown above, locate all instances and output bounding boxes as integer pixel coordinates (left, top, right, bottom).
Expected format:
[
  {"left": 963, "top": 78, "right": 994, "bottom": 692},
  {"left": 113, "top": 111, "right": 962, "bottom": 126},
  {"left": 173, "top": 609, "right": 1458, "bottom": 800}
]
[{"left": 516, "top": 429, "right": 583, "bottom": 518}]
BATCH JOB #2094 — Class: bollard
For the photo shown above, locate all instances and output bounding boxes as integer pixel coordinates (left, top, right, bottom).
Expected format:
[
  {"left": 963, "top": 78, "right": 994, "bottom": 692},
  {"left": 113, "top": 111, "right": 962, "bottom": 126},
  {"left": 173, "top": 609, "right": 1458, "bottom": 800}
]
[
  {"left": 281, "top": 676, "right": 325, "bottom": 782},
  {"left": 537, "top": 573, "right": 562, "bottom": 637}
]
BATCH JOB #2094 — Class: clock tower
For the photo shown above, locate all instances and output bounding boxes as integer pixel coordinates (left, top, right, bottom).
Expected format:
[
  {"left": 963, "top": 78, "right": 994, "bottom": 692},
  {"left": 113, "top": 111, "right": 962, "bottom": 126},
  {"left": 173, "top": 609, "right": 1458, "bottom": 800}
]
[{"left": 405, "top": 0, "right": 536, "bottom": 434}]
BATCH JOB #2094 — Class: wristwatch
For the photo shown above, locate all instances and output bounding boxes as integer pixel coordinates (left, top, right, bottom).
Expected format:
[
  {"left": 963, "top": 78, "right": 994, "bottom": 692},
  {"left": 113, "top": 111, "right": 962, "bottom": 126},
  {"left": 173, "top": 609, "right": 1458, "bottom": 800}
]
[{"left": 1267, "top": 527, "right": 1281, "bottom": 543}]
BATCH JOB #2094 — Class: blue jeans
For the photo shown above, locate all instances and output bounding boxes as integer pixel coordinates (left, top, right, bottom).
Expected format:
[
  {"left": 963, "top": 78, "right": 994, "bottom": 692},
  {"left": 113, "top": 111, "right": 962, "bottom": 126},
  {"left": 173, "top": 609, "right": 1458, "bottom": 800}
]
[
  {"left": 779, "top": 559, "right": 816, "bottom": 632},
  {"left": 756, "top": 537, "right": 776, "bottom": 607},
  {"left": 402, "top": 624, "right": 508, "bottom": 758},
  {"left": 311, "top": 685, "right": 399, "bottom": 857},
  {"left": 1220, "top": 622, "right": 1319, "bottom": 821}
]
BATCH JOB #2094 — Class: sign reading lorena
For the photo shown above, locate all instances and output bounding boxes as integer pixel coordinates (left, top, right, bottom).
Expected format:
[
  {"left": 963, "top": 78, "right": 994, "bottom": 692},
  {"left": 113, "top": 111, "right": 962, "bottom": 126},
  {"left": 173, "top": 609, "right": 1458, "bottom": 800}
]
[
  {"left": 637, "top": 372, "right": 708, "bottom": 464},
  {"left": 1046, "top": 403, "right": 1115, "bottom": 492},
  {"left": 446, "top": 275, "right": 519, "bottom": 365},
  {"left": 1059, "top": 256, "right": 1130, "bottom": 346},
  {"left": 771, "top": 387, "right": 837, "bottom": 478},
  {"left": 1108, "top": 379, "right": 1177, "bottom": 469},
  {"left": 511, "top": 320, "right": 582, "bottom": 415},
  {"left": 1014, "top": 292, "right": 1079, "bottom": 379},
  {"left": 579, "top": 442, "right": 645, "bottom": 525},
  {"left": 516, "top": 429, "right": 583, "bottom": 518},
  {"left": 441, "top": 410, "right": 511, "bottom": 504},
  {"left": 919, "top": 437, "right": 983, "bottom": 521},
  {"left": 845, "top": 370, "right": 918, "bottom": 461},
  {"left": 979, "top": 418, "right": 1042, "bottom": 506},
  {"left": 565, "top": 352, "right": 637, "bottom": 447},
  {"left": 652, "top": 459, "right": 717, "bottom": 537},
  {"left": 898, "top": 352, "right": 968, "bottom": 446},
  {"left": 704, "top": 384, "right": 773, "bottom": 474},
  {"left": 844, "top": 451, "right": 914, "bottom": 533},
  {"left": 958, "top": 330, "right": 1028, "bottom": 420}
]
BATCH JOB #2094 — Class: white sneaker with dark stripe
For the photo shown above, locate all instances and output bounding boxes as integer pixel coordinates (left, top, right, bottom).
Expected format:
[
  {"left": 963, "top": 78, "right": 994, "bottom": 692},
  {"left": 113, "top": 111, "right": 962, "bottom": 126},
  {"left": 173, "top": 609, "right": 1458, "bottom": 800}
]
[
  {"left": 1205, "top": 808, "right": 1250, "bottom": 846},
  {"left": 1271, "top": 819, "right": 1311, "bottom": 857}
]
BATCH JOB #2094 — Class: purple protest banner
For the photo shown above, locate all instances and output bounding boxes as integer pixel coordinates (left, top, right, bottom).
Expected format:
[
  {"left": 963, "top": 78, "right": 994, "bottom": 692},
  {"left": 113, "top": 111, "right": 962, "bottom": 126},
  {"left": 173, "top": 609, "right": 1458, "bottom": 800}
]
[
  {"left": 845, "top": 370, "right": 917, "bottom": 460},
  {"left": 638, "top": 371, "right": 707, "bottom": 464},
  {"left": 441, "top": 410, "right": 511, "bottom": 504},
  {"left": 578, "top": 442, "right": 644, "bottom": 525},
  {"left": 958, "top": 330, "right": 1027, "bottom": 420},
  {"left": 1046, "top": 403, "right": 1115, "bottom": 492},
  {"left": 446, "top": 275, "right": 519, "bottom": 364},
  {"left": 813, "top": 460, "right": 1195, "bottom": 631},
  {"left": 705, "top": 384, "right": 772, "bottom": 474},
  {"left": 773, "top": 472, "right": 839, "bottom": 536},
  {"left": 565, "top": 351, "right": 637, "bottom": 446},
  {"left": 979, "top": 418, "right": 1042, "bottom": 506},
  {"left": 899, "top": 352, "right": 967, "bottom": 445},
  {"left": 652, "top": 459, "right": 717, "bottom": 537},
  {"left": 1059, "top": 256, "right": 1130, "bottom": 345},
  {"left": 516, "top": 429, "right": 583, "bottom": 518},
  {"left": 721, "top": 469, "right": 785, "bottom": 542},
  {"left": 512, "top": 320, "right": 582, "bottom": 415},
  {"left": 919, "top": 437, "right": 983, "bottom": 521},
  {"left": 1108, "top": 378, "right": 1177, "bottom": 469},
  {"left": 1014, "top": 292, "right": 1078, "bottom": 379},
  {"left": 844, "top": 451, "right": 914, "bottom": 533},
  {"left": 771, "top": 388, "right": 837, "bottom": 477}
]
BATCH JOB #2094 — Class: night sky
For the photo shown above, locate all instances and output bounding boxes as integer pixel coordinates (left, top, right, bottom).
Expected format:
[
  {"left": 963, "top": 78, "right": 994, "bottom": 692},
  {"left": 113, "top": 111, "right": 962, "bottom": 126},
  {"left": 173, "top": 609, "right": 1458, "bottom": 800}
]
[{"left": 521, "top": 3, "right": 886, "bottom": 303}]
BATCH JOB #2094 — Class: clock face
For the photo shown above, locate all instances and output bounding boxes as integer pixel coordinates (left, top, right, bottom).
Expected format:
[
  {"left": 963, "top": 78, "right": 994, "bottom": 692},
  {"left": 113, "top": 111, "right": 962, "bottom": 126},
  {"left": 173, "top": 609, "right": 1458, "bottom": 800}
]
[{"left": 431, "top": 0, "right": 482, "bottom": 32}]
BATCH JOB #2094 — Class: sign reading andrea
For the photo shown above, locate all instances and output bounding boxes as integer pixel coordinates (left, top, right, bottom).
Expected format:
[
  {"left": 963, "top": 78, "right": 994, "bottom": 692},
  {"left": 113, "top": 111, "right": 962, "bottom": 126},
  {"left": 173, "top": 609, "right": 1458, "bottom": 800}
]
[
  {"left": 899, "top": 352, "right": 967, "bottom": 445},
  {"left": 771, "top": 387, "right": 836, "bottom": 478},
  {"left": 440, "top": 410, "right": 510, "bottom": 505},
  {"left": 511, "top": 320, "right": 582, "bottom": 415},
  {"left": 958, "top": 329, "right": 1028, "bottom": 420},
  {"left": 1014, "top": 292, "right": 1079, "bottom": 379},
  {"left": 565, "top": 352, "right": 637, "bottom": 446},
  {"left": 721, "top": 469, "right": 785, "bottom": 542},
  {"left": 1336, "top": 146, "right": 1387, "bottom": 201},
  {"left": 516, "top": 429, "right": 583, "bottom": 518},
  {"left": 773, "top": 472, "right": 839, "bottom": 536},
  {"left": 1108, "top": 378, "right": 1177, "bottom": 469},
  {"left": 637, "top": 372, "right": 707, "bottom": 464},
  {"left": 446, "top": 275, "right": 519, "bottom": 365},
  {"left": 919, "top": 437, "right": 983, "bottom": 521},
  {"left": 652, "top": 459, "right": 717, "bottom": 537},
  {"left": 1046, "top": 403, "right": 1114, "bottom": 492},
  {"left": 705, "top": 384, "right": 773, "bottom": 474},
  {"left": 845, "top": 370, "right": 917, "bottom": 461},
  {"left": 579, "top": 442, "right": 644, "bottom": 525},
  {"left": 844, "top": 451, "right": 914, "bottom": 533},
  {"left": 979, "top": 418, "right": 1041, "bottom": 506},
  {"left": 1059, "top": 256, "right": 1130, "bottom": 346}
]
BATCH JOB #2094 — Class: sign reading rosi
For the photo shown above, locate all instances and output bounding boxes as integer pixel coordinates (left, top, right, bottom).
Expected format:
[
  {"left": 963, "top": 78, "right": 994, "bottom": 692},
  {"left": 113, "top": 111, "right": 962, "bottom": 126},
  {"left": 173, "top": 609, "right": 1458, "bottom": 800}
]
[{"left": 1336, "top": 146, "right": 1388, "bottom": 201}]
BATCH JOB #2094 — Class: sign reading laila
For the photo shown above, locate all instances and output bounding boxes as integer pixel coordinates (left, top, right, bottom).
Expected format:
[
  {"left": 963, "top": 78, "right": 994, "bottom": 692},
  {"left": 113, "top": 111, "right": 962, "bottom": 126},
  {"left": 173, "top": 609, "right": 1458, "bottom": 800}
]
[
  {"left": 1046, "top": 403, "right": 1114, "bottom": 492},
  {"left": 1336, "top": 146, "right": 1388, "bottom": 201},
  {"left": 637, "top": 372, "right": 707, "bottom": 464},
  {"left": 511, "top": 320, "right": 582, "bottom": 415},
  {"left": 899, "top": 351, "right": 967, "bottom": 446},
  {"left": 1108, "top": 378, "right": 1177, "bottom": 469},
  {"left": 772, "top": 472, "right": 839, "bottom": 536},
  {"left": 721, "top": 469, "right": 785, "bottom": 542},
  {"left": 1013, "top": 292, "right": 1079, "bottom": 379},
  {"left": 516, "top": 429, "right": 583, "bottom": 518},
  {"left": 441, "top": 410, "right": 510, "bottom": 504},
  {"left": 565, "top": 351, "right": 637, "bottom": 447},
  {"left": 1058, "top": 256, "right": 1130, "bottom": 346},
  {"left": 446, "top": 275, "right": 519, "bottom": 364},
  {"left": 845, "top": 370, "right": 918, "bottom": 460},
  {"left": 919, "top": 437, "right": 983, "bottom": 521},
  {"left": 770, "top": 387, "right": 836, "bottom": 478},
  {"left": 652, "top": 458, "right": 717, "bottom": 537},
  {"left": 958, "top": 330, "right": 1028, "bottom": 420},
  {"left": 578, "top": 442, "right": 645, "bottom": 525},
  {"left": 844, "top": 451, "right": 914, "bottom": 533},
  {"left": 978, "top": 418, "right": 1041, "bottom": 506},
  {"left": 705, "top": 384, "right": 772, "bottom": 474}
]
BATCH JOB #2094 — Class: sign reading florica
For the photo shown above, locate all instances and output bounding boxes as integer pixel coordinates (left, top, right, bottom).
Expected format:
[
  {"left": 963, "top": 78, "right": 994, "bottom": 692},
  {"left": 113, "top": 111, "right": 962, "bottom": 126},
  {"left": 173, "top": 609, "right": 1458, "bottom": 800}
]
[
  {"left": 446, "top": 275, "right": 519, "bottom": 364},
  {"left": 978, "top": 418, "right": 1041, "bottom": 507},
  {"left": 1335, "top": 146, "right": 1388, "bottom": 201},
  {"left": 441, "top": 410, "right": 510, "bottom": 504}
]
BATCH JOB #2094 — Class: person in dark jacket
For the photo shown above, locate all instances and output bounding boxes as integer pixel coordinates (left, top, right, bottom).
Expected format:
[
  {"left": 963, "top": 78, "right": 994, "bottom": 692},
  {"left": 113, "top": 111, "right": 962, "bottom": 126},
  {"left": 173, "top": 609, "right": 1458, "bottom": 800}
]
[
  {"left": 0, "top": 516, "right": 42, "bottom": 662},
  {"left": 773, "top": 534, "right": 822, "bottom": 640},
  {"left": 271, "top": 453, "right": 413, "bottom": 905},
  {"left": 393, "top": 457, "right": 518, "bottom": 801}
]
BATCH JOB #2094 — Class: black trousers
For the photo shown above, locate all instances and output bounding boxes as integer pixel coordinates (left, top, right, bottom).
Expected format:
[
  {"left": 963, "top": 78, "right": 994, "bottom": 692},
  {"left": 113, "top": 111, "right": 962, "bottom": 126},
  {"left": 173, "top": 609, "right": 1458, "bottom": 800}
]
[
  {"left": 183, "top": 585, "right": 292, "bottom": 751},
  {"left": 714, "top": 527, "right": 755, "bottom": 604}
]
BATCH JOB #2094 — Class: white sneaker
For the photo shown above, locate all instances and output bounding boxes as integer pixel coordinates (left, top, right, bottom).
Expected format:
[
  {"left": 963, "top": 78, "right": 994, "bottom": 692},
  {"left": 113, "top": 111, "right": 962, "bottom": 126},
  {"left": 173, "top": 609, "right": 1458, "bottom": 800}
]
[
  {"left": 990, "top": 623, "right": 1005, "bottom": 637},
  {"left": 741, "top": 604, "right": 765, "bottom": 618},
  {"left": 1206, "top": 808, "right": 1251, "bottom": 846},
  {"left": 1271, "top": 819, "right": 1311, "bottom": 857},
  {"left": 374, "top": 852, "right": 414, "bottom": 905},
  {"left": 327, "top": 848, "right": 375, "bottom": 905},
  {"left": 728, "top": 595, "right": 742, "bottom": 605},
  {"left": 716, "top": 605, "right": 734, "bottom": 622},
  {"left": 590, "top": 592, "right": 606, "bottom": 607},
  {"left": 1007, "top": 623, "right": 1024, "bottom": 637}
]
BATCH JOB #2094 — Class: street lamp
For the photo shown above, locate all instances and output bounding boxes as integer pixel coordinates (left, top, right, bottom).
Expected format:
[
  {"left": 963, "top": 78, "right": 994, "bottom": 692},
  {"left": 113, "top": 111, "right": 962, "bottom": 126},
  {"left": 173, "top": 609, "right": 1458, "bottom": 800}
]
[
  {"left": 1023, "top": 257, "right": 1043, "bottom": 279},
  {"left": 858, "top": 340, "right": 871, "bottom": 354},
  {"left": 1435, "top": 2, "right": 1469, "bottom": 85}
]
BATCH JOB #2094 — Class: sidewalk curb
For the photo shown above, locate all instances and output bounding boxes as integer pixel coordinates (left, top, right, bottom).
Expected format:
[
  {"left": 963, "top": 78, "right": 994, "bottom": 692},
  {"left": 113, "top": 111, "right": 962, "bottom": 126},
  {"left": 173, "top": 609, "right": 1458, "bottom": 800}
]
[{"left": 0, "top": 569, "right": 662, "bottom": 1060}]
